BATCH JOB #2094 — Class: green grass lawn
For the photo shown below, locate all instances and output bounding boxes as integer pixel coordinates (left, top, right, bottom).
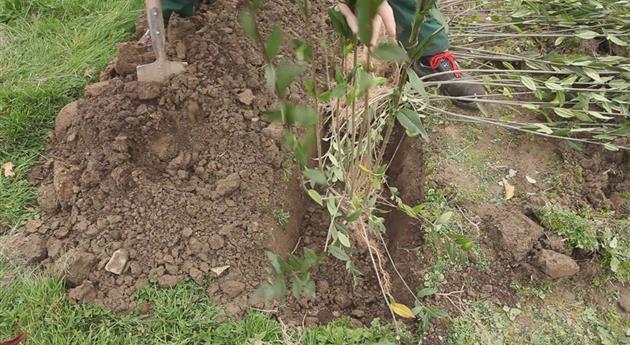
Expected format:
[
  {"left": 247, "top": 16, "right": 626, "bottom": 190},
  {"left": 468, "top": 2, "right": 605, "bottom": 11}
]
[{"left": 0, "top": 0, "right": 143, "bottom": 230}]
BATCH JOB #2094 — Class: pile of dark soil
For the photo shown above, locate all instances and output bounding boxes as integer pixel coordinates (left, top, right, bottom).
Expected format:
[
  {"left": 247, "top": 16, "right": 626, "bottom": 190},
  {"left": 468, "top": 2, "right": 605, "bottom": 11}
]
[{"left": 12, "top": 0, "right": 328, "bottom": 314}]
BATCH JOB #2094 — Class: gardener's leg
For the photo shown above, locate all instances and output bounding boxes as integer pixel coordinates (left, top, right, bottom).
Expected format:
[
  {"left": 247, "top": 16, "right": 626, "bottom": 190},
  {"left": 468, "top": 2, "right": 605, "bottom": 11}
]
[
  {"left": 162, "top": 0, "right": 198, "bottom": 25},
  {"left": 139, "top": 0, "right": 198, "bottom": 46},
  {"left": 388, "top": 0, "right": 484, "bottom": 109},
  {"left": 388, "top": 0, "right": 449, "bottom": 56}
]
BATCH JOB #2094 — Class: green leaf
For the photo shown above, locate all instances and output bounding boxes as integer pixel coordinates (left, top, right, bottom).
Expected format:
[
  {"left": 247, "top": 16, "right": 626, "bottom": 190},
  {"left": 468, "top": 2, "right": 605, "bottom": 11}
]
[
  {"left": 303, "top": 248, "right": 319, "bottom": 268},
  {"left": 544, "top": 81, "right": 563, "bottom": 91},
  {"left": 338, "top": 232, "right": 351, "bottom": 247},
  {"left": 532, "top": 124, "right": 553, "bottom": 135},
  {"left": 406, "top": 68, "right": 428, "bottom": 98},
  {"left": 275, "top": 63, "right": 305, "bottom": 97},
  {"left": 355, "top": 0, "right": 384, "bottom": 45},
  {"left": 604, "top": 143, "right": 620, "bottom": 152},
  {"left": 417, "top": 287, "right": 438, "bottom": 298},
  {"left": 329, "top": 245, "right": 350, "bottom": 261},
  {"left": 303, "top": 168, "right": 326, "bottom": 185},
  {"left": 357, "top": 69, "right": 386, "bottom": 95},
  {"left": 372, "top": 42, "right": 408, "bottom": 62},
  {"left": 608, "top": 35, "right": 628, "bottom": 46},
  {"left": 265, "top": 251, "right": 284, "bottom": 274},
  {"left": 520, "top": 75, "right": 537, "bottom": 91},
  {"left": 264, "top": 64, "right": 276, "bottom": 92},
  {"left": 307, "top": 189, "right": 323, "bottom": 206},
  {"left": 610, "top": 257, "right": 620, "bottom": 273},
  {"left": 583, "top": 67, "right": 601, "bottom": 82},
  {"left": 435, "top": 211, "right": 453, "bottom": 225},
  {"left": 426, "top": 306, "right": 448, "bottom": 319},
  {"left": 328, "top": 8, "right": 354, "bottom": 41},
  {"left": 575, "top": 30, "right": 599, "bottom": 40},
  {"left": 263, "top": 108, "right": 282, "bottom": 123},
  {"left": 553, "top": 108, "right": 576, "bottom": 118},
  {"left": 239, "top": 10, "right": 259, "bottom": 40},
  {"left": 292, "top": 39, "right": 313, "bottom": 61},
  {"left": 396, "top": 108, "right": 428, "bottom": 140},
  {"left": 265, "top": 25, "right": 282, "bottom": 60},
  {"left": 346, "top": 210, "right": 362, "bottom": 222},
  {"left": 291, "top": 105, "right": 318, "bottom": 126}
]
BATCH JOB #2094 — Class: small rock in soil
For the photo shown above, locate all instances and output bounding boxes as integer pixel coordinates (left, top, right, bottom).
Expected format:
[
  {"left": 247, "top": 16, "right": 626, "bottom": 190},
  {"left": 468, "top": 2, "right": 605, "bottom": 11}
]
[
  {"left": 351, "top": 309, "right": 365, "bottom": 318},
  {"left": 175, "top": 41, "right": 187, "bottom": 59},
  {"left": 158, "top": 274, "right": 183, "bottom": 288},
  {"left": 25, "top": 219, "right": 42, "bottom": 233},
  {"left": 220, "top": 280, "right": 246, "bottom": 298},
  {"left": 63, "top": 250, "right": 97, "bottom": 287},
  {"left": 37, "top": 183, "right": 59, "bottom": 214},
  {"left": 617, "top": 291, "right": 630, "bottom": 313},
  {"left": 545, "top": 233, "right": 566, "bottom": 253},
  {"left": 237, "top": 89, "right": 255, "bottom": 106},
  {"left": 209, "top": 235, "right": 225, "bottom": 250},
  {"left": 215, "top": 173, "right": 241, "bottom": 198},
  {"left": 114, "top": 42, "right": 147, "bottom": 75},
  {"left": 84, "top": 81, "right": 112, "bottom": 98},
  {"left": 182, "top": 227, "right": 194, "bottom": 238},
  {"left": 137, "top": 82, "right": 162, "bottom": 100},
  {"left": 55, "top": 101, "right": 79, "bottom": 139},
  {"left": 262, "top": 123, "right": 283, "bottom": 142},
  {"left": 224, "top": 303, "right": 241, "bottom": 317},
  {"left": 535, "top": 249, "right": 579, "bottom": 278},
  {"left": 334, "top": 292, "right": 352, "bottom": 309},
  {"left": 211, "top": 265, "right": 230, "bottom": 276},
  {"left": 68, "top": 281, "right": 97, "bottom": 304},
  {"left": 15, "top": 235, "right": 47, "bottom": 264},
  {"left": 189, "top": 267, "right": 204, "bottom": 283},
  {"left": 105, "top": 249, "right": 129, "bottom": 275},
  {"left": 487, "top": 210, "right": 543, "bottom": 261},
  {"left": 47, "top": 238, "right": 64, "bottom": 259}
]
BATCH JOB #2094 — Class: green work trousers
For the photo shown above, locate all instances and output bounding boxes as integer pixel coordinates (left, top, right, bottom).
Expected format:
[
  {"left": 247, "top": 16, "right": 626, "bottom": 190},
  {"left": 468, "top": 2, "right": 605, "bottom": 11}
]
[
  {"left": 388, "top": 0, "right": 449, "bottom": 56},
  {"left": 162, "top": 0, "right": 197, "bottom": 24}
]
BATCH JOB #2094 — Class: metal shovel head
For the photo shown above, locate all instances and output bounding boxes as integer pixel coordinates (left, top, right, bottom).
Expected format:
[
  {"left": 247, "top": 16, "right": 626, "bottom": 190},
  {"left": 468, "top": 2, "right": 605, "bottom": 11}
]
[{"left": 137, "top": 60, "right": 187, "bottom": 83}]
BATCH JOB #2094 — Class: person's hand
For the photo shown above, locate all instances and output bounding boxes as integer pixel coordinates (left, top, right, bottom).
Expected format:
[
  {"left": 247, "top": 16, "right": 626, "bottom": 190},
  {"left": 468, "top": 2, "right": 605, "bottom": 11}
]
[{"left": 337, "top": 1, "right": 397, "bottom": 46}]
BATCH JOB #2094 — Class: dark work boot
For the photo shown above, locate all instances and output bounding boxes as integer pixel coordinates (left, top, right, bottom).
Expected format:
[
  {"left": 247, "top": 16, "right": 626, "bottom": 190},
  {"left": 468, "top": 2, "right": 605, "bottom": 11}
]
[{"left": 412, "top": 51, "right": 486, "bottom": 109}]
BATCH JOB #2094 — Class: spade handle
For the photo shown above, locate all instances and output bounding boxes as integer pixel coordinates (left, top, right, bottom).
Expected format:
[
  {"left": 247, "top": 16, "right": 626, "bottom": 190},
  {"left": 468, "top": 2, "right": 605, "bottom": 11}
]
[{"left": 146, "top": 0, "right": 167, "bottom": 62}]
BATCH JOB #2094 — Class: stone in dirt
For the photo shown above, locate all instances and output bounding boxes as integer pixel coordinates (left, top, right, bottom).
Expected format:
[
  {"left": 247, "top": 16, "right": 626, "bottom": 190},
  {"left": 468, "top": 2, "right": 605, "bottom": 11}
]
[
  {"left": 62, "top": 250, "right": 97, "bottom": 287},
  {"left": 137, "top": 82, "right": 162, "bottom": 100},
  {"left": 25, "top": 219, "right": 42, "bottom": 233},
  {"left": 105, "top": 249, "right": 129, "bottom": 275},
  {"left": 618, "top": 291, "right": 630, "bottom": 313},
  {"left": 15, "top": 235, "right": 47, "bottom": 264},
  {"left": 220, "top": 280, "right": 245, "bottom": 298},
  {"left": 114, "top": 42, "right": 148, "bottom": 75},
  {"left": 486, "top": 210, "right": 543, "bottom": 261},
  {"left": 214, "top": 173, "right": 241, "bottom": 198},
  {"left": 535, "top": 249, "right": 579, "bottom": 278},
  {"left": 37, "top": 183, "right": 59, "bottom": 213},
  {"left": 262, "top": 123, "right": 283, "bottom": 142},
  {"left": 55, "top": 101, "right": 79, "bottom": 139},
  {"left": 158, "top": 274, "right": 183, "bottom": 288},
  {"left": 211, "top": 265, "right": 230, "bottom": 276},
  {"left": 182, "top": 227, "right": 194, "bottom": 238},
  {"left": 68, "top": 281, "right": 97, "bottom": 304},
  {"left": 47, "top": 238, "right": 64, "bottom": 259},
  {"left": 84, "top": 80, "right": 112, "bottom": 98},
  {"left": 237, "top": 89, "right": 255, "bottom": 106},
  {"left": 209, "top": 235, "right": 225, "bottom": 250},
  {"left": 53, "top": 161, "right": 76, "bottom": 207}
]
